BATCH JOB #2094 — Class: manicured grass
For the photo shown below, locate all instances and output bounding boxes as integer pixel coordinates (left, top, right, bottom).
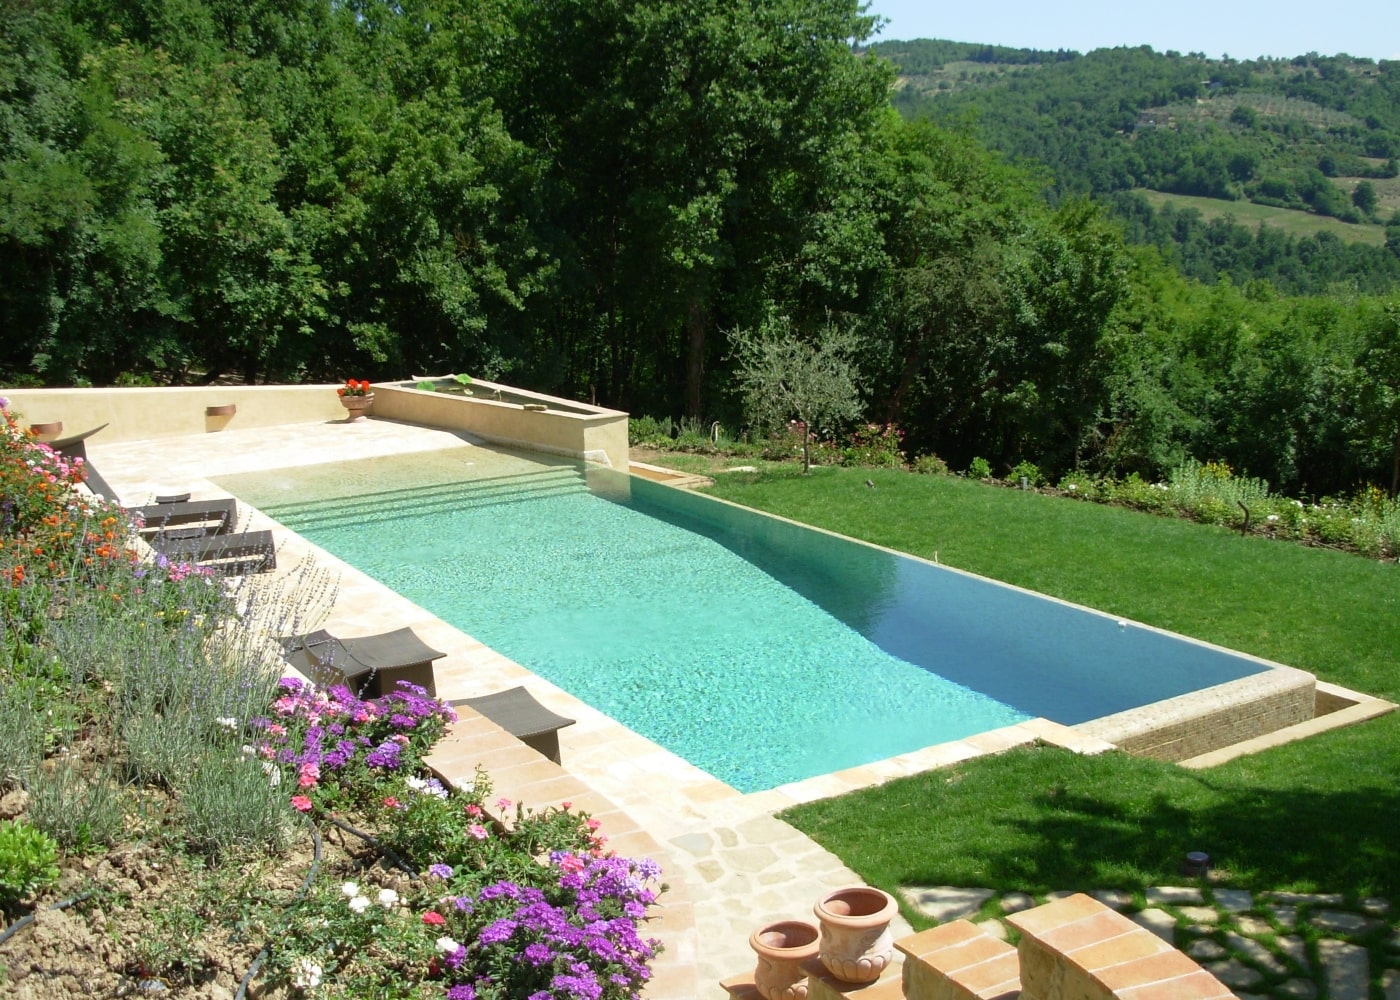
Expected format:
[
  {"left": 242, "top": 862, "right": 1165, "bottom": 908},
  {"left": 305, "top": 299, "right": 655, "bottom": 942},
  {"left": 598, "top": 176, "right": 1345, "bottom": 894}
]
[
  {"left": 1134, "top": 188, "right": 1388, "bottom": 246},
  {"left": 698, "top": 464, "right": 1400, "bottom": 910}
]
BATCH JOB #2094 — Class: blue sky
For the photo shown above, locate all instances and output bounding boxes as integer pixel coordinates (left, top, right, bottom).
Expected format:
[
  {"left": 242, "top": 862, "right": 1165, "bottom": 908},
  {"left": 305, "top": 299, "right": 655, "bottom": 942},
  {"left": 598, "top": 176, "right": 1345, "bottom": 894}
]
[{"left": 864, "top": 1, "right": 1400, "bottom": 62}]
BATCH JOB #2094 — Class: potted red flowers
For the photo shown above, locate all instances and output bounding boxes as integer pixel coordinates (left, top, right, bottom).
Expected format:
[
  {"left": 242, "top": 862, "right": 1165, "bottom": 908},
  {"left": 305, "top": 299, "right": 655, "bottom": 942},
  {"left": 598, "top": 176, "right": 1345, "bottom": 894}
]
[{"left": 337, "top": 379, "right": 374, "bottom": 421}]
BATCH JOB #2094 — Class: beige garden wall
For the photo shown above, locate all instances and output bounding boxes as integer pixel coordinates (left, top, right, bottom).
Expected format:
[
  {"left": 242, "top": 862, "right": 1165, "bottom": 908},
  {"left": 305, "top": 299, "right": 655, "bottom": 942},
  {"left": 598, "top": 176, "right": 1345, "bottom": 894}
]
[
  {"left": 3, "top": 380, "right": 631, "bottom": 471},
  {"left": 3, "top": 385, "right": 345, "bottom": 442}
]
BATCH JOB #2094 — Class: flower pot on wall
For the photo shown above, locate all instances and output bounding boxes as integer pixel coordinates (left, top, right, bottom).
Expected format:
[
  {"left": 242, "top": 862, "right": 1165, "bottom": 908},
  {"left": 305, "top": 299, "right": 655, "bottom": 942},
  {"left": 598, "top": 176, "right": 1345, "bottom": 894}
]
[
  {"left": 749, "top": 920, "right": 820, "bottom": 1000},
  {"left": 813, "top": 886, "right": 897, "bottom": 984},
  {"left": 28, "top": 421, "right": 63, "bottom": 442},
  {"left": 340, "top": 394, "right": 374, "bottom": 422}
]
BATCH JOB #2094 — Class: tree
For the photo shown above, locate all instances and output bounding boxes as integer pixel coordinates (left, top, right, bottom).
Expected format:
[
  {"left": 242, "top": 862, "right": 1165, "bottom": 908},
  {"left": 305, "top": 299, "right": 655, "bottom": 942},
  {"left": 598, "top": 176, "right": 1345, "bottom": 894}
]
[
  {"left": 1353, "top": 181, "right": 1379, "bottom": 217},
  {"left": 729, "top": 311, "right": 864, "bottom": 473}
]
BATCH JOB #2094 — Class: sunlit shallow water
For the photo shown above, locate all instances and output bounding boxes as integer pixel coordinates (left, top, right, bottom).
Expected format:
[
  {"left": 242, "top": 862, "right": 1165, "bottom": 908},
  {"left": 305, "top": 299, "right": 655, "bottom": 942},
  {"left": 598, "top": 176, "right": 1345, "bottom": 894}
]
[{"left": 217, "top": 445, "right": 1265, "bottom": 792}]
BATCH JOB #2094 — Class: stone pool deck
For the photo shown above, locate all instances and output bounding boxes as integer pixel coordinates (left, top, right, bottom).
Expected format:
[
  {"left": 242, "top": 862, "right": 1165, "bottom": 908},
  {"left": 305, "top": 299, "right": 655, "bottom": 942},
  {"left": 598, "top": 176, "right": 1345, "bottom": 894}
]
[{"left": 84, "top": 415, "right": 1395, "bottom": 998}]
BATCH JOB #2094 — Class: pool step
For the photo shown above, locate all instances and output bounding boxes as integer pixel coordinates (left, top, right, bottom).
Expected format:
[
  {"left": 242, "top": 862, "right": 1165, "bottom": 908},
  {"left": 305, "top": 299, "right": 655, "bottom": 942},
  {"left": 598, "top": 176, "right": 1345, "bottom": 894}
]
[{"left": 262, "top": 466, "right": 591, "bottom": 530}]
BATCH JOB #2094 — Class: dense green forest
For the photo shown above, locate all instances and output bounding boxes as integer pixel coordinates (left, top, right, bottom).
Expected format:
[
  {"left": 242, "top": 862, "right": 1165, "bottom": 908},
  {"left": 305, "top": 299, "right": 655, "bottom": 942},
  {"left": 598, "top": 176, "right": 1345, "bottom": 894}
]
[
  {"left": 2, "top": 1, "right": 1398, "bottom": 496},
  {"left": 879, "top": 40, "right": 1400, "bottom": 294}
]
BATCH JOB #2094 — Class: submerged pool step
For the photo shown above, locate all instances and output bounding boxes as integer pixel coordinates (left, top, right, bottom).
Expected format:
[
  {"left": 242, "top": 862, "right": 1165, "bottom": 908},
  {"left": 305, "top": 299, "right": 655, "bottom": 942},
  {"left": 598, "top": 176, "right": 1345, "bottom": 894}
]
[{"left": 263, "top": 467, "right": 591, "bottom": 532}]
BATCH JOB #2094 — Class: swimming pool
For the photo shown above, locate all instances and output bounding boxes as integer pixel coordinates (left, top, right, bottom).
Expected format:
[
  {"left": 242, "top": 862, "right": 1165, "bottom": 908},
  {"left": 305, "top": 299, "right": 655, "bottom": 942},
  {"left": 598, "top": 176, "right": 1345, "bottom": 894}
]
[{"left": 216, "top": 445, "right": 1269, "bottom": 792}]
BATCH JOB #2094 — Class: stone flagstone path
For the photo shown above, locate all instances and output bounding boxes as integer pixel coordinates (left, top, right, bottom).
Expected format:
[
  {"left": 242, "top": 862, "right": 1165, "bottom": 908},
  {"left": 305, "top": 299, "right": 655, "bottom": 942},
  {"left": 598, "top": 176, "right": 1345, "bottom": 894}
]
[{"left": 900, "top": 884, "right": 1400, "bottom": 1000}]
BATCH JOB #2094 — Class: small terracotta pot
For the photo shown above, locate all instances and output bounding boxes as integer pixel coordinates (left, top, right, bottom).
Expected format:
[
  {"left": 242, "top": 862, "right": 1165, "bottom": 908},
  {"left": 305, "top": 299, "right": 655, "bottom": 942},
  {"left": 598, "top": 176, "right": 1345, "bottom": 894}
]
[
  {"left": 28, "top": 421, "right": 63, "bottom": 441},
  {"left": 205, "top": 403, "right": 237, "bottom": 417},
  {"left": 749, "top": 920, "right": 820, "bottom": 1000},
  {"left": 813, "top": 886, "right": 897, "bottom": 984}
]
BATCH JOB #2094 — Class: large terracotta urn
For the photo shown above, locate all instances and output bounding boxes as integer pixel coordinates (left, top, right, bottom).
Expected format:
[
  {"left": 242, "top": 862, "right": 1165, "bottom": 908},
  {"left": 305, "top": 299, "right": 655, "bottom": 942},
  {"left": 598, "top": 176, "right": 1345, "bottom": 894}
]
[
  {"left": 749, "top": 920, "right": 820, "bottom": 1000},
  {"left": 813, "top": 886, "right": 897, "bottom": 984},
  {"left": 340, "top": 393, "right": 374, "bottom": 422}
]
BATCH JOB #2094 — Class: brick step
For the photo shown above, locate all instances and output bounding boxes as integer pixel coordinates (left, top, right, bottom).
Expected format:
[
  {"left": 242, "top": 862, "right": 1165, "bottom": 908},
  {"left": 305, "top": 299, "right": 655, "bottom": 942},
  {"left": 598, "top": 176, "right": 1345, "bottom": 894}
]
[{"left": 720, "top": 893, "right": 1240, "bottom": 1000}]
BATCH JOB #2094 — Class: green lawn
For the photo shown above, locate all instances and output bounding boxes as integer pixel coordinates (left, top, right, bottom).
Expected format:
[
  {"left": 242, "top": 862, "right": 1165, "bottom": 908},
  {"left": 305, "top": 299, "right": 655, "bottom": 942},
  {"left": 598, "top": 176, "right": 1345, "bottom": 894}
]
[
  {"left": 698, "top": 464, "right": 1400, "bottom": 909},
  {"left": 1134, "top": 188, "right": 1388, "bottom": 246}
]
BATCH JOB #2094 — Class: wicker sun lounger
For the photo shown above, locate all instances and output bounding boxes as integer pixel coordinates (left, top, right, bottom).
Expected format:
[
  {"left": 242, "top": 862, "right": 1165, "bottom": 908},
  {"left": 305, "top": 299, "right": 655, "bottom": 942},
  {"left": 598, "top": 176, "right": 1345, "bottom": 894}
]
[
  {"left": 451, "top": 687, "right": 576, "bottom": 764},
  {"left": 131, "top": 497, "right": 239, "bottom": 538},
  {"left": 282, "top": 627, "right": 447, "bottom": 698},
  {"left": 48, "top": 424, "right": 119, "bottom": 500},
  {"left": 152, "top": 528, "right": 277, "bottom": 575}
]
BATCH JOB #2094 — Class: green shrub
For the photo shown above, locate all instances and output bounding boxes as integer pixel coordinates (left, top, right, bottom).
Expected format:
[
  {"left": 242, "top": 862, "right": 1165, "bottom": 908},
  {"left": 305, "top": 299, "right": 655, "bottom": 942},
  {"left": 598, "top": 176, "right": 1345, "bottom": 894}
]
[
  {"left": 28, "top": 761, "right": 129, "bottom": 854},
  {"left": 1009, "top": 460, "right": 1043, "bottom": 487},
  {"left": 628, "top": 415, "right": 673, "bottom": 446},
  {"left": 179, "top": 753, "right": 295, "bottom": 859},
  {"left": 966, "top": 457, "right": 992, "bottom": 480},
  {"left": 910, "top": 453, "right": 950, "bottom": 476},
  {"left": 840, "top": 424, "right": 905, "bottom": 468},
  {"left": 0, "top": 820, "right": 60, "bottom": 910}
]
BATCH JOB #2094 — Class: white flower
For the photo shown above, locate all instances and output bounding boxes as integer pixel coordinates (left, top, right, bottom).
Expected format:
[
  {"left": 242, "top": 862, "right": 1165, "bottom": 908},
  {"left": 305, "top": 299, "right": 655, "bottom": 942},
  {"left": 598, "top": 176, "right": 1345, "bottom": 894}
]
[
  {"left": 377, "top": 888, "right": 399, "bottom": 909},
  {"left": 405, "top": 776, "right": 427, "bottom": 792},
  {"left": 1267, "top": 514, "right": 1279, "bottom": 522},
  {"left": 436, "top": 936, "right": 462, "bottom": 955},
  {"left": 341, "top": 881, "right": 360, "bottom": 897},
  {"left": 348, "top": 895, "right": 370, "bottom": 914},
  {"left": 215, "top": 716, "right": 238, "bottom": 732},
  {"left": 292, "top": 957, "right": 323, "bottom": 989}
]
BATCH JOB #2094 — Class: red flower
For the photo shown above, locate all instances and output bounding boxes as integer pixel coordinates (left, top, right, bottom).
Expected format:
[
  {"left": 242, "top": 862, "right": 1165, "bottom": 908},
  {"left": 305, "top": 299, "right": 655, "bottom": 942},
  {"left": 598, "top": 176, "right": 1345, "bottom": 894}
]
[
  {"left": 422, "top": 911, "right": 445, "bottom": 926},
  {"left": 290, "top": 795, "right": 313, "bottom": 812}
]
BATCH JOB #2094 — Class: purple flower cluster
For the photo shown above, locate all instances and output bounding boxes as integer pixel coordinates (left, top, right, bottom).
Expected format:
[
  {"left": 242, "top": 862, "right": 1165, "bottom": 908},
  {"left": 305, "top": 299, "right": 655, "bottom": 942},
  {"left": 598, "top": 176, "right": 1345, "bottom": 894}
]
[
  {"left": 256, "top": 678, "right": 457, "bottom": 799},
  {"left": 436, "top": 854, "right": 663, "bottom": 1000}
]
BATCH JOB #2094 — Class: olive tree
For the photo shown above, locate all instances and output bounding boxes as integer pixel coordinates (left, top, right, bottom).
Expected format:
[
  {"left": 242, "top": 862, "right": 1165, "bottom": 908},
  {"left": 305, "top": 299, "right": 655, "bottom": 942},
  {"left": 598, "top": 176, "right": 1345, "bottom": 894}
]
[{"left": 729, "top": 312, "right": 864, "bottom": 473}]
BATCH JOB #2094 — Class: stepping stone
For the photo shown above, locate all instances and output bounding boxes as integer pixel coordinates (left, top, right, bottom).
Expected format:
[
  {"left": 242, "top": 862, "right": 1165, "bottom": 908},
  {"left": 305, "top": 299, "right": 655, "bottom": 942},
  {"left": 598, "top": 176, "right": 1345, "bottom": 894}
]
[
  {"left": 1235, "top": 915, "right": 1273, "bottom": 936},
  {"left": 898, "top": 886, "right": 994, "bottom": 923},
  {"left": 1207, "top": 958, "right": 1264, "bottom": 990},
  {"left": 1311, "top": 909, "right": 1384, "bottom": 936},
  {"left": 1277, "top": 935, "right": 1312, "bottom": 972},
  {"left": 976, "top": 918, "right": 1009, "bottom": 941},
  {"left": 1186, "top": 938, "right": 1229, "bottom": 962},
  {"left": 1390, "top": 929, "right": 1400, "bottom": 952},
  {"left": 1362, "top": 897, "right": 1391, "bottom": 918},
  {"left": 999, "top": 891, "right": 1036, "bottom": 914},
  {"left": 1212, "top": 888, "right": 1254, "bottom": 912},
  {"left": 1146, "top": 885, "right": 1203, "bottom": 906},
  {"left": 1044, "top": 890, "right": 1078, "bottom": 902},
  {"left": 1270, "top": 904, "right": 1299, "bottom": 930},
  {"left": 1377, "top": 963, "right": 1400, "bottom": 997},
  {"left": 1265, "top": 891, "right": 1345, "bottom": 907},
  {"left": 1131, "top": 908, "right": 1178, "bottom": 943},
  {"left": 1224, "top": 931, "right": 1290, "bottom": 976},
  {"left": 1382, "top": 969, "right": 1400, "bottom": 1000},
  {"left": 1276, "top": 978, "right": 1319, "bottom": 999},
  {"left": 1319, "top": 939, "right": 1370, "bottom": 1000},
  {"left": 1089, "top": 888, "right": 1134, "bottom": 911},
  {"left": 1178, "top": 906, "right": 1219, "bottom": 925}
]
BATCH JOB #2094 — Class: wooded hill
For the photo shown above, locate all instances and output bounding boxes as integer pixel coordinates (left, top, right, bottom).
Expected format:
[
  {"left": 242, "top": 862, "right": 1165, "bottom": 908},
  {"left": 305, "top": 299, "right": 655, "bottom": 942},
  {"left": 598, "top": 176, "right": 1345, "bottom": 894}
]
[
  {"left": 877, "top": 40, "right": 1400, "bottom": 293},
  {"left": 2, "top": 1, "right": 1398, "bottom": 497}
]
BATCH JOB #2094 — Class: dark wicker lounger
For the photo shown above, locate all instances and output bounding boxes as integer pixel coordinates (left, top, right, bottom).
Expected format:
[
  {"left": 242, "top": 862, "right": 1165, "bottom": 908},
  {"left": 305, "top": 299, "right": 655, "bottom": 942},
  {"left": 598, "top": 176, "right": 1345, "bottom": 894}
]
[
  {"left": 48, "top": 423, "right": 119, "bottom": 500},
  {"left": 451, "top": 687, "right": 576, "bottom": 765},
  {"left": 282, "top": 627, "right": 447, "bottom": 698},
  {"left": 131, "top": 498, "right": 239, "bottom": 537},
  {"left": 152, "top": 528, "right": 276, "bottom": 575}
]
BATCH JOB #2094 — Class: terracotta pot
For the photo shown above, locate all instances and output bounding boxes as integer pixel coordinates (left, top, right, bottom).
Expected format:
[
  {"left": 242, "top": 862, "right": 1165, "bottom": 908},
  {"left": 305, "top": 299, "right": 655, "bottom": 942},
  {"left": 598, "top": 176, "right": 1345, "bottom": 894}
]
[
  {"left": 749, "top": 920, "right": 820, "bottom": 1000},
  {"left": 205, "top": 403, "right": 237, "bottom": 417},
  {"left": 28, "top": 421, "right": 63, "bottom": 441},
  {"left": 813, "top": 886, "right": 897, "bottom": 984},
  {"left": 339, "top": 393, "right": 374, "bottom": 422}
]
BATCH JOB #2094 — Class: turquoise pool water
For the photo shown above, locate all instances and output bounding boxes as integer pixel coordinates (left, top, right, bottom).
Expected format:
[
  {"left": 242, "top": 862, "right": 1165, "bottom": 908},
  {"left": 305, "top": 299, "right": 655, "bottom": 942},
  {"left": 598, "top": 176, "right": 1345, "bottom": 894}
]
[{"left": 217, "top": 446, "right": 1268, "bottom": 792}]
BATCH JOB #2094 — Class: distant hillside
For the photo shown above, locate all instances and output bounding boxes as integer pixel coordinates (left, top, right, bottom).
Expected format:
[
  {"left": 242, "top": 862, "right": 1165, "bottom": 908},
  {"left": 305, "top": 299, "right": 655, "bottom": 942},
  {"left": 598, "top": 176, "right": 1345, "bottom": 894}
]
[{"left": 869, "top": 40, "right": 1400, "bottom": 291}]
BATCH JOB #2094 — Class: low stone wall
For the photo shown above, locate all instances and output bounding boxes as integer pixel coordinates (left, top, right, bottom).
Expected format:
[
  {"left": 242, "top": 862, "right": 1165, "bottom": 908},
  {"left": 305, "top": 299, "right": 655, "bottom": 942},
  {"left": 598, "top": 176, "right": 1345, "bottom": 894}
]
[
  {"left": 2, "top": 380, "right": 631, "bottom": 471},
  {"left": 369, "top": 379, "right": 629, "bottom": 471},
  {"left": 1075, "top": 665, "right": 1316, "bottom": 762},
  {"left": 3, "top": 385, "right": 344, "bottom": 441}
]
